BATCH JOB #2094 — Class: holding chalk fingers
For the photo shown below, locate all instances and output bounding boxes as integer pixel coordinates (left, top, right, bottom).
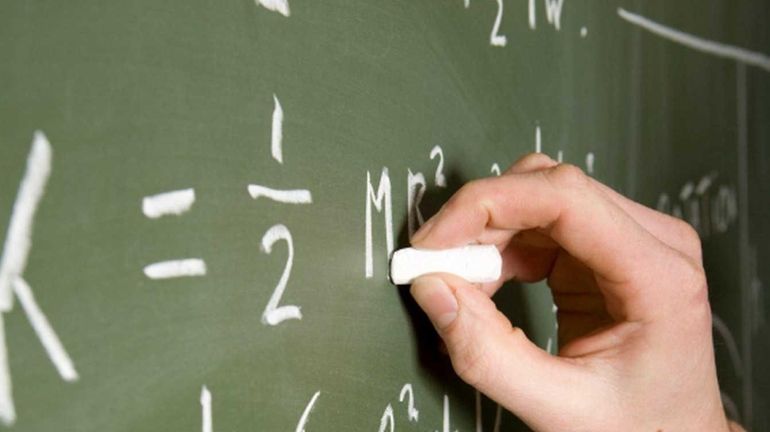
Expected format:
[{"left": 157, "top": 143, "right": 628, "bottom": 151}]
[{"left": 407, "top": 154, "right": 735, "bottom": 432}]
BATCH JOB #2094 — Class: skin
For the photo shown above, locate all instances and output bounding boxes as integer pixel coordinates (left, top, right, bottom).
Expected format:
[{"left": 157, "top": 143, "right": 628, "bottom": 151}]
[{"left": 409, "top": 153, "right": 741, "bottom": 432}]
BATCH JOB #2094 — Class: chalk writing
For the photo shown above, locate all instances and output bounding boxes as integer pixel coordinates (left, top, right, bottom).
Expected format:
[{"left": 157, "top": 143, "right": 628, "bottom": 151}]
[
  {"left": 378, "top": 404, "right": 394, "bottom": 432},
  {"left": 201, "top": 386, "right": 212, "bottom": 432},
  {"left": 365, "top": 168, "right": 394, "bottom": 279},
  {"left": 295, "top": 391, "right": 321, "bottom": 432},
  {"left": 142, "top": 188, "right": 195, "bottom": 219},
  {"left": 143, "top": 259, "right": 207, "bottom": 279},
  {"left": 0, "top": 132, "right": 78, "bottom": 426},
  {"left": 490, "top": 0, "right": 507, "bottom": 47},
  {"left": 544, "top": 0, "right": 565, "bottom": 30},
  {"left": 247, "top": 185, "right": 312, "bottom": 204},
  {"left": 398, "top": 383, "right": 419, "bottom": 422},
  {"left": 656, "top": 173, "right": 737, "bottom": 238},
  {"left": 436, "top": 394, "right": 457, "bottom": 432},
  {"left": 261, "top": 224, "right": 302, "bottom": 326},
  {"left": 618, "top": 8, "right": 770, "bottom": 72},
  {"left": 430, "top": 146, "right": 447, "bottom": 187},
  {"left": 271, "top": 94, "right": 285, "bottom": 163},
  {"left": 142, "top": 188, "right": 207, "bottom": 280},
  {"left": 585, "top": 152, "right": 595, "bottom": 174},
  {"left": 407, "top": 169, "right": 427, "bottom": 238},
  {"left": 256, "top": 0, "right": 290, "bottom": 18}
]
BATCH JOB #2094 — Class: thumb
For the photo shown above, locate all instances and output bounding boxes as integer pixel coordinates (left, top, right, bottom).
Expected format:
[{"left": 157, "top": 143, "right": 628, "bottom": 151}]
[{"left": 410, "top": 275, "right": 591, "bottom": 430}]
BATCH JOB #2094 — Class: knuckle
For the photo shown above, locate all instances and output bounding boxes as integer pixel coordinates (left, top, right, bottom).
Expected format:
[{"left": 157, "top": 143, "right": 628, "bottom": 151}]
[
  {"left": 453, "top": 178, "right": 498, "bottom": 211},
  {"left": 547, "top": 163, "right": 590, "bottom": 191},
  {"left": 675, "top": 219, "right": 703, "bottom": 258},
  {"left": 510, "top": 152, "right": 556, "bottom": 172},
  {"left": 453, "top": 178, "right": 487, "bottom": 204}
]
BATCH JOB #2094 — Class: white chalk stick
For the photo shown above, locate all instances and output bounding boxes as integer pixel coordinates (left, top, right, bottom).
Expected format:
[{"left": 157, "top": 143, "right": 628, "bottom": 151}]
[{"left": 389, "top": 245, "right": 502, "bottom": 285}]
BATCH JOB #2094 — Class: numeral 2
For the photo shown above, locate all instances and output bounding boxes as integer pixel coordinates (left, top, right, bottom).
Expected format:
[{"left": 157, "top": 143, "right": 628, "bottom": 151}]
[
  {"left": 261, "top": 224, "right": 302, "bottom": 326},
  {"left": 490, "top": 0, "right": 507, "bottom": 46}
]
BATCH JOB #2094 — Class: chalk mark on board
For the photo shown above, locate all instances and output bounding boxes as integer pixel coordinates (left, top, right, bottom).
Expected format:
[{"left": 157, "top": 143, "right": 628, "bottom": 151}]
[
  {"left": 617, "top": 8, "right": 770, "bottom": 72},
  {"left": 247, "top": 185, "right": 312, "bottom": 204},
  {"left": 489, "top": 0, "right": 507, "bottom": 47},
  {"left": 365, "top": 168, "right": 394, "bottom": 279},
  {"left": 260, "top": 224, "right": 302, "bottom": 326},
  {"left": 429, "top": 146, "right": 447, "bottom": 188},
  {"left": 0, "top": 131, "right": 78, "bottom": 426},
  {"left": 528, "top": 0, "right": 536, "bottom": 29},
  {"left": 544, "top": 0, "right": 564, "bottom": 30},
  {"left": 295, "top": 390, "right": 321, "bottom": 432},
  {"left": 271, "top": 94, "right": 285, "bottom": 163},
  {"left": 143, "top": 259, "right": 207, "bottom": 280},
  {"left": 585, "top": 152, "right": 595, "bottom": 174},
  {"left": 407, "top": 169, "right": 427, "bottom": 238},
  {"left": 0, "top": 131, "right": 52, "bottom": 311},
  {"left": 378, "top": 404, "right": 394, "bottom": 432},
  {"left": 493, "top": 404, "right": 502, "bottom": 432},
  {"left": 141, "top": 185, "right": 208, "bottom": 281},
  {"left": 435, "top": 394, "right": 458, "bottom": 432},
  {"left": 201, "top": 386, "right": 212, "bottom": 432},
  {"left": 0, "top": 320, "right": 13, "bottom": 425},
  {"left": 398, "top": 383, "right": 419, "bottom": 422},
  {"left": 13, "top": 277, "right": 78, "bottom": 381},
  {"left": 256, "top": 0, "right": 290, "bottom": 17},
  {"left": 142, "top": 188, "right": 195, "bottom": 219}
]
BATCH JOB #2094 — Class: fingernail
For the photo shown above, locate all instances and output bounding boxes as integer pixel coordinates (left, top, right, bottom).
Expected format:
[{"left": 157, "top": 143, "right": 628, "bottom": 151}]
[{"left": 410, "top": 276, "right": 458, "bottom": 331}]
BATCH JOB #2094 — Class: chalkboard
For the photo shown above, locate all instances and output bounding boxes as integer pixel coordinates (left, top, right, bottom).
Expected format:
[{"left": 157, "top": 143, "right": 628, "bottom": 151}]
[{"left": 0, "top": 0, "right": 768, "bottom": 430}]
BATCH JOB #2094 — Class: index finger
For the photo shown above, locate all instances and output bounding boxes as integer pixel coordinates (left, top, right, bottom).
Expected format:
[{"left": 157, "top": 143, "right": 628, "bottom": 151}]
[{"left": 411, "top": 164, "right": 678, "bottom": 320}]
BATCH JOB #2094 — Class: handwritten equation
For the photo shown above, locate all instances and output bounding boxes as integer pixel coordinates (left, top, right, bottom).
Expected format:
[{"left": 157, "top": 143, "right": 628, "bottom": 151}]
[{"left": 0, "top": 0, "right": 767, "bottom": 429}]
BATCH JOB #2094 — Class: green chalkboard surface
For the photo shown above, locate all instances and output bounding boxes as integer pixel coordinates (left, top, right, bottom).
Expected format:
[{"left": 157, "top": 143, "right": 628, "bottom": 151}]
[{"left": 1, "top": 0, "right": 768, "bottom": 430}]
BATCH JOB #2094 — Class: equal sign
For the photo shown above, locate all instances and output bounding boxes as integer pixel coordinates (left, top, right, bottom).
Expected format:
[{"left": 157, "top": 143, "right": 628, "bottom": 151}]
[{"left": 141, "top": 188, "right": 207, "bottom": 280}]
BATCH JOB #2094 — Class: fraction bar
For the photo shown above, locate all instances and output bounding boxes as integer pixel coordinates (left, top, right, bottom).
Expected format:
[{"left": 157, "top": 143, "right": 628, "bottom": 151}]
[
  {"left": 247, "top": 185, "right": 312, "bottom": 204},
  {"left": 143, "top": 259, "right": 207, "bottom": 280}
]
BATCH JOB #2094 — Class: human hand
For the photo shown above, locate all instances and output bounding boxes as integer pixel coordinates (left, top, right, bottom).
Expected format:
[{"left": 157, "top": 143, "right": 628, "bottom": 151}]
[{"left": 409, "top": 153, "right": 731, "bottom": 431}]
